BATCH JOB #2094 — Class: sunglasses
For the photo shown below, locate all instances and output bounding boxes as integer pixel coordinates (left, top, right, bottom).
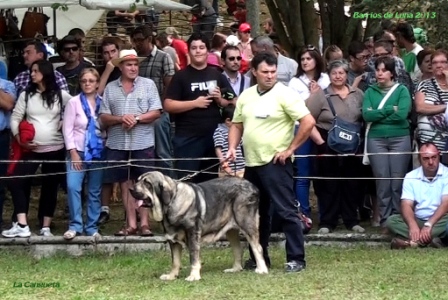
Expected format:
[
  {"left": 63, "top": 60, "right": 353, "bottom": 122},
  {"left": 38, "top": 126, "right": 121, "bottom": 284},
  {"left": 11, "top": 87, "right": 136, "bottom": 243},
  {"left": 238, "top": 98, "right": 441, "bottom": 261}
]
[
  {"left": 228, "top": 56, "right": 242, "bottom": 61},
  {"left": 63, "top": 46, "right": 79, "bottom": 52}
]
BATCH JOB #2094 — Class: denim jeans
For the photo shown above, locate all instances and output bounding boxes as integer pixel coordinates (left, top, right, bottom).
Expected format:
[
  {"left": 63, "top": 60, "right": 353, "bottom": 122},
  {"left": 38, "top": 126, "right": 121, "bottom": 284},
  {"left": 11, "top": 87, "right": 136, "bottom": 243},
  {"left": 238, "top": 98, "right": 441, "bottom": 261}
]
[
  {"left": 0, "top": 130, "right": 9, "bottom": 225},
  {"left": 66, "top": 151, "right": 103, "bottom": 235},
  {"left": 154, "top": 112, "right": 174, "bottom": 178},
  {"left": 293, "top": 125, "right": 312, "bottom": 217}
]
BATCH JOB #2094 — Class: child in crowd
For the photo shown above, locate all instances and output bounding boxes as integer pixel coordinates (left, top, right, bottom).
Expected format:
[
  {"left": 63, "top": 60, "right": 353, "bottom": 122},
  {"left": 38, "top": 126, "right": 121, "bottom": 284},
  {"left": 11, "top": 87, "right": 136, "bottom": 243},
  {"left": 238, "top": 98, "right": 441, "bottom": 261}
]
[{"left": 213, "top": 105, "right": 245, "bottom": 178}]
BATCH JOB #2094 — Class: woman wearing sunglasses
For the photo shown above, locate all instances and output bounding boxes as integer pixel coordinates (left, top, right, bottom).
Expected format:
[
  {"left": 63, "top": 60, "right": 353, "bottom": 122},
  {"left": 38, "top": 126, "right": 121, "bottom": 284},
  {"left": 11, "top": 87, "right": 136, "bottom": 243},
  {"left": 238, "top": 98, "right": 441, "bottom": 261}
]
[
  {"left": 287, "top": 45, "right": 330, "bottom": 219},
  {"left": 62, "top": 68, "right": 104, "bottom": 240}
]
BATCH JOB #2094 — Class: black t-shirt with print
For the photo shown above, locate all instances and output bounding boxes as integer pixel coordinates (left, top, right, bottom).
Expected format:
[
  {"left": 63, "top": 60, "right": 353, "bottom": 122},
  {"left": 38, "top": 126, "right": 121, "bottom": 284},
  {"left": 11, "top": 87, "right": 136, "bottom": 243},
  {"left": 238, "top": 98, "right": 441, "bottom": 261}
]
[
  {"left": 165, "top": 65, "right": 233, "bottom": 137},
  {"left": 56, "top": 61, "right": 92, "bottom": 95}
]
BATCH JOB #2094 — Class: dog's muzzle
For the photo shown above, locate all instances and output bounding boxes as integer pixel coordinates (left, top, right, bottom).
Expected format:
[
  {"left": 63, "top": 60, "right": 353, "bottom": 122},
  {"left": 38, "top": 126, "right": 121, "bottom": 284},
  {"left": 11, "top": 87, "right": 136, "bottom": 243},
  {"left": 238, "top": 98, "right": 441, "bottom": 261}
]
[{"left": 129, "top": 188, "right": 153, "bottom": 208}]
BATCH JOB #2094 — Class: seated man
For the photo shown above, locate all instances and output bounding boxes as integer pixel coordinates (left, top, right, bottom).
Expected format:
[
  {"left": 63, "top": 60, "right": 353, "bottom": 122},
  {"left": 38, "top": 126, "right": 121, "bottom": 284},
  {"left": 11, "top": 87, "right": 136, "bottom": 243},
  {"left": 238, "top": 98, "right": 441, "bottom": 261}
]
[{"left": 386, "top": 142, "right": 448, "bottom": 249}]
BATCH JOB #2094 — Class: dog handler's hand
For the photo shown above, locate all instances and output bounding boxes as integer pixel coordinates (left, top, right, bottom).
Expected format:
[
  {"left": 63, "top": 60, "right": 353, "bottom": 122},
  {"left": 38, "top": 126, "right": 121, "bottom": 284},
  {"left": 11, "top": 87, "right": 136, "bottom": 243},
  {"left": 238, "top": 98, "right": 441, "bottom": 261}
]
[{"left": 273, "top": 149, "right": 294, "bottom": 165}]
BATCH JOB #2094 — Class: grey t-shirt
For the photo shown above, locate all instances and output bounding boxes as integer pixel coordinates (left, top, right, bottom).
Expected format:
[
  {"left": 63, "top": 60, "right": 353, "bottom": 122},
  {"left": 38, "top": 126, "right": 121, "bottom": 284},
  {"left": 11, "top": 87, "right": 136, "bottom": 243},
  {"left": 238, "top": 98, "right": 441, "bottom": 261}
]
[{"left": 163, "top": 46, "right": 178, "bottom": 67}]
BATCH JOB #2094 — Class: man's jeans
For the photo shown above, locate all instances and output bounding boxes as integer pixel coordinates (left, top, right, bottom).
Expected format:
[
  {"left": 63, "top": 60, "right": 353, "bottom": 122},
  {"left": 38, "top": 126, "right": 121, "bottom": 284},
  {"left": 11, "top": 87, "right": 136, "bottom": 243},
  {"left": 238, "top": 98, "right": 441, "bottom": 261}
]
[
  {"left": 66, "top": 152, "right": 103, "bottom": 235},
  {"left": 154, "top": 112, "right": 174, "bottom": 178},
  {"left": 0, "top": 130, "right": 9, "bottom": 225}
]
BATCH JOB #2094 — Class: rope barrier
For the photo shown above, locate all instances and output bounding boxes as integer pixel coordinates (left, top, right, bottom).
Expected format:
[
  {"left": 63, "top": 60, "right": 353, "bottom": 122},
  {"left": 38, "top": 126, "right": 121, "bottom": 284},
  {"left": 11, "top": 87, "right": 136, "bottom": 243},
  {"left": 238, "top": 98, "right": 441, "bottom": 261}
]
[{"left": 0, "top": 150, "right": 425, "bottom": 164}]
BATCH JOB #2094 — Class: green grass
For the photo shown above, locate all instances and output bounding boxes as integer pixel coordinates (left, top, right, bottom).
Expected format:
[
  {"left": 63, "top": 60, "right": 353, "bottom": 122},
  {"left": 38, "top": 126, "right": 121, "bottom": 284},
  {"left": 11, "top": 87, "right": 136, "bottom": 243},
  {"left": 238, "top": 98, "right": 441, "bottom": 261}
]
[{"left": 0, "top": 246, "right": 446, "bottom": 300}]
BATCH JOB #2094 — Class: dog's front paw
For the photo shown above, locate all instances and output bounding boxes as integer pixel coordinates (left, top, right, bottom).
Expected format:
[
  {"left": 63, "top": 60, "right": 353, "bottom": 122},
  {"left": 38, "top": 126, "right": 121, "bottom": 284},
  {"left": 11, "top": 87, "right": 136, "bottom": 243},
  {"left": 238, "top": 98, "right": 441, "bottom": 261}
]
[
  {"left": 160, "top": 273, "right": 177, "bottom": 281},
  {"left": 223, "top": 266, "right": 243, "bottom": 273},
  {"left": 185, "top": 273, "right": 201, "bottom": 281},
  {"left": 255, "top": 266, "right": 269, "bottom": 274}
]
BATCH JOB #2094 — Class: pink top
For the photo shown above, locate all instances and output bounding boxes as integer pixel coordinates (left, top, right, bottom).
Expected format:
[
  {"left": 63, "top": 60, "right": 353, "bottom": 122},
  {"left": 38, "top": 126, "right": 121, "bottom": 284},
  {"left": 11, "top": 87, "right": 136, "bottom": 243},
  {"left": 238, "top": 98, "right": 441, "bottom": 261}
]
[{"left": 62, "top": 94, "right": 100, "bottom": 152}]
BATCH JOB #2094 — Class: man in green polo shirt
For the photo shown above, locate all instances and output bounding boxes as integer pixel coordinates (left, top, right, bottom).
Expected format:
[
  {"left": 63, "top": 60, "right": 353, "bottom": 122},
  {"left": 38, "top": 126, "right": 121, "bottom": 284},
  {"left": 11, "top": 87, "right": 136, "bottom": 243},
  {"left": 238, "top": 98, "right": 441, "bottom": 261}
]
[{"left": 227, "top": 52, "right": 315, "bottom": 273}]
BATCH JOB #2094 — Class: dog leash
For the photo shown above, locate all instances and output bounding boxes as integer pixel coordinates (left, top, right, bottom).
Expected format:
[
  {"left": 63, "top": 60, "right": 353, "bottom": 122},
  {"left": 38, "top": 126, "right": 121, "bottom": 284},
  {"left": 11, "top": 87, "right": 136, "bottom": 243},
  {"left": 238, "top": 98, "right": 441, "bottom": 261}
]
[{"left": 178, "top": 157, "right": 233, "bottom": 181}]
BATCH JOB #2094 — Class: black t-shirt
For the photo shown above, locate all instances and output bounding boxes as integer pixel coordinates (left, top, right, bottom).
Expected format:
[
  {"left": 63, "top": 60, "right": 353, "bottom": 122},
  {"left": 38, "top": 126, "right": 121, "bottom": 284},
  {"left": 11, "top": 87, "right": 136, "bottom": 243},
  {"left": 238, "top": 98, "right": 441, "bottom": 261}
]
[
  {"left": 96, "top": 65, "right": 122, "bottom": 84},
  {"left": 165, "top": 65, "right": 233, "bottom": 137},
  {"left": 56, "top": 61, "right": 92, "bottom": 95}
]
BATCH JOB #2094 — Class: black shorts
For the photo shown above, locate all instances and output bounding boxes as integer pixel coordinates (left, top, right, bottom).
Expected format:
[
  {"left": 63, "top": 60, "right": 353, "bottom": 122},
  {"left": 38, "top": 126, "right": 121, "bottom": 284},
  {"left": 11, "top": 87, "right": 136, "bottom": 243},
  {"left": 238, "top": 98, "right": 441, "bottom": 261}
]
[{"left": 103, "top": 147, "right": 155, "bottom": 183}]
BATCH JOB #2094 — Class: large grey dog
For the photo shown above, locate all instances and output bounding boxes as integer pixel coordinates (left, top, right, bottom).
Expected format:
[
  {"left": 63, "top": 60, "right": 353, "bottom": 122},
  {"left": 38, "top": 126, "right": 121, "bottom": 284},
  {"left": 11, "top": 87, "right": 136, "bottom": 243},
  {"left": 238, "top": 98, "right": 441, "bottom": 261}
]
[{"left": 129, "top": 171, "right": 269, "bottom": 281}]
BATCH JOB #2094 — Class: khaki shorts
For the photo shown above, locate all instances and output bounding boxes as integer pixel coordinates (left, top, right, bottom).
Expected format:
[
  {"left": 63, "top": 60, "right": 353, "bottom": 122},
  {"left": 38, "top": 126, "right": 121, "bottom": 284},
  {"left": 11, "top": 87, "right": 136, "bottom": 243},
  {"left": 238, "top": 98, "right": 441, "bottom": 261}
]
[{"left": 218, "top": 168, "right": 245, "bottom": 178}]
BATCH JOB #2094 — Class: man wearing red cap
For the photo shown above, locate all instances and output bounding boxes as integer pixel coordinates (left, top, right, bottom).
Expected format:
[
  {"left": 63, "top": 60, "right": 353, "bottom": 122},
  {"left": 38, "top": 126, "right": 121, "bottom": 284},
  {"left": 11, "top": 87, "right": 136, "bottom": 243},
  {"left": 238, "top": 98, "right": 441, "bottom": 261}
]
[{"left": 237, "top": 23, "right": 253, "bottom": 62}]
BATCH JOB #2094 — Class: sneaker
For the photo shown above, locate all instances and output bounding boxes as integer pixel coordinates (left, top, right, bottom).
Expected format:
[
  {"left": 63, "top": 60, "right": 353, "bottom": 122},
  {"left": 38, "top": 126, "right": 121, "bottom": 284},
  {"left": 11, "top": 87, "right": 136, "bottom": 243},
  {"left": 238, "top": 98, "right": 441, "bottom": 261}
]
[
  {"left": 97, "top": 211, "right": 110, "bottom": 225},
  {"left": 351, "top": 225, "right": 366, "bottom": 233},
  {"left": 40, "top": 227, "right": 53, "bottom": 237},
  {"left": 2, "top": 223, "right": 31, "bottom": 238},
  {"left": 318, "top": 227, "right": 330, "bottom": 234},
  {"left": 285, "top": 260, "right": 306, "bottom": 273}
]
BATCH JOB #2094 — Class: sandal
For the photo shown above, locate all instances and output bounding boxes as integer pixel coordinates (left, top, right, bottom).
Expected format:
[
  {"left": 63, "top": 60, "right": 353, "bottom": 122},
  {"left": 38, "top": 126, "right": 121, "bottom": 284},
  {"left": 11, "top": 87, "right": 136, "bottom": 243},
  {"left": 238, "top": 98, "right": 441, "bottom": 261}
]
[
  {"left": 114, "top": 227, "right": 137, "bottom": 236},
  {"left": 140, "top": 225, "right": 154, "bottom": 237},
  {"left": 63, "top": 230, "right": 77, "bottom": 240}
]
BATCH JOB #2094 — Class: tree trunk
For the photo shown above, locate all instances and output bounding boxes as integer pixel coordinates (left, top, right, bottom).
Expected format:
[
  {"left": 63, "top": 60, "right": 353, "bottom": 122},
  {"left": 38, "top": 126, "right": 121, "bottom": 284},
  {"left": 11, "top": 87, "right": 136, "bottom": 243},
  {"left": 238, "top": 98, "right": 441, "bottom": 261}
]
[
  {"left": 246, "top": 0, "right": 260, "bottom": 36},
  {"left": 301, "top": 0, "right": 318, "bottom": 53},
  {"left": 318, "top": 0, "right": 331, "bottom": 51},
  {"left": 340, "top": 17, "right": 361, "bottom": 52},
  {"left": 264, "top": 0, "right": 292, "bottom": 55}
]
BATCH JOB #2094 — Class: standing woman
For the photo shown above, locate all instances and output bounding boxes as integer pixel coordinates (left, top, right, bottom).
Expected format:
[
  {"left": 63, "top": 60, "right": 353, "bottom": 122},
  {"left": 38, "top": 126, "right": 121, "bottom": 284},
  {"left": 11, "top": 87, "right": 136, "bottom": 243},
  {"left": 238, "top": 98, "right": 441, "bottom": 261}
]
[
  {"left": 362, "top": 56, "right": 412, "bottom": 230},
  {"left": 2, "top": 60, "right": 71, "bottom": 238},
  {"left": 307, "top": 60, "right": 365, "bottom": 233},
  {"left": 288, "top": 45, "right": 329, "bottom": 217},
  {"left": 62, "top": 68, "right": 104, "bottom": 239}
]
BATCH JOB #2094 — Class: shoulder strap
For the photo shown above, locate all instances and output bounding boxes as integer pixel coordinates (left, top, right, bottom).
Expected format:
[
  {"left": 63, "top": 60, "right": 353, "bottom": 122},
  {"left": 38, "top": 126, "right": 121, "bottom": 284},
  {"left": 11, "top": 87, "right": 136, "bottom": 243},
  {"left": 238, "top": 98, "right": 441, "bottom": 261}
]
[
  {"left": 377, "top": 83, "right": 399, "bottom": 109},
  {"left": 323, "top": 88, "right": 337, "bottom": 117},
  {"left": 239, "top": 75, "right": 245, "bottom": 95}
]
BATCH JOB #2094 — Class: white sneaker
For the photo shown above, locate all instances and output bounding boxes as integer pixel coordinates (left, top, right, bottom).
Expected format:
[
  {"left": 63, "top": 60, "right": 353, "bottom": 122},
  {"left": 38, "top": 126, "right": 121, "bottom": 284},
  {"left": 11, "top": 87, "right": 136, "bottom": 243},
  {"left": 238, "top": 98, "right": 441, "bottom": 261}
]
[
  {"left": 352, "top": 225, "right": 366, "bottom": 233},
  {"left": 2, "top": 223, "right": 31, "bottom": 238},
  {"left": 40, "top": 227, "right": 53, "bottom": 237}
]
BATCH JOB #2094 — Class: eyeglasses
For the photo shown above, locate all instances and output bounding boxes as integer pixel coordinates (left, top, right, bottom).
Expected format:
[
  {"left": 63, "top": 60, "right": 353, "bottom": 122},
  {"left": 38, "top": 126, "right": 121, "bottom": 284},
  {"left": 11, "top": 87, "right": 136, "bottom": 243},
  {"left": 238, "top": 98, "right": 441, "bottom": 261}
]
[
  {"left": 372, "top": 52, "right": 391, "bottom": 58},
  {"left": 63, "top": 46, "right": 79, "bottom": 52},
  {"left": 80, "top": 79, "right": 97, "bottom": 84},
  {"left": 228, "top": 56, "right": 242, "bottom": 61},
  {"left": 356, "top": 55, "right": 371, "bottom": 61}
]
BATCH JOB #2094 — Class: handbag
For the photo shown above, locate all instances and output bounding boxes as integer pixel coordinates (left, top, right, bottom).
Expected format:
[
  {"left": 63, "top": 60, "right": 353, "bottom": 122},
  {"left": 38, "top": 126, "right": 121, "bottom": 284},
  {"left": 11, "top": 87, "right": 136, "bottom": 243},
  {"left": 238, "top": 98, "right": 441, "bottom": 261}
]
[
  {"left": 324, "top": 89, "right": 362, "bottom": 154},
  {"left": 20, "top": 7, "right": 49, "bottom": 39},
  {"left": 362, "top": 84, "right": 399, "bottom": 165}
]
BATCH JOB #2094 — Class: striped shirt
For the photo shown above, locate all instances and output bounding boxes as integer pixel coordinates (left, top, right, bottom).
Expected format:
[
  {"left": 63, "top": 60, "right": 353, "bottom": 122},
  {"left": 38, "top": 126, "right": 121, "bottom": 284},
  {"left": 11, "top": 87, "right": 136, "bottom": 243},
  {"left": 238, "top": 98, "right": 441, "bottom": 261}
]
[
  {"left": 213, "top": 124, "right": 245, "bottom": 171},
  {"left": 100, "top": 76, "right": 162, "bottom": 151},
  {"left": 417, "top": 78, "right": 448, "bottom": 151},
  {"left": 138, "top": 46, "right": 175, "bottom": 98}
]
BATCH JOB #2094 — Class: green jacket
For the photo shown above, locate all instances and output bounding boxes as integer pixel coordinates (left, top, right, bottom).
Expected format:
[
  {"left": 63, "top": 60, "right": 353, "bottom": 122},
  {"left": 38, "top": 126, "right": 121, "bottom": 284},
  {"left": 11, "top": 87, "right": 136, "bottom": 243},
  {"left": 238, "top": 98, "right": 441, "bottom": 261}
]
[{"left": 362, "top": 83, "right": 411, "bottom": 138}]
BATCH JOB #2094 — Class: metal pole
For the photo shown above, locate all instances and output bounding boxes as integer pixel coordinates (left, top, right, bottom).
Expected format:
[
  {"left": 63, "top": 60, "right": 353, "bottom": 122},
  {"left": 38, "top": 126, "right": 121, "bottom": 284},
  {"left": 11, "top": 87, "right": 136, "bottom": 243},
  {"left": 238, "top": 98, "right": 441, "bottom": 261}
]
[{"left": 246, "top": 0, "right": 260, "bottom": 36}]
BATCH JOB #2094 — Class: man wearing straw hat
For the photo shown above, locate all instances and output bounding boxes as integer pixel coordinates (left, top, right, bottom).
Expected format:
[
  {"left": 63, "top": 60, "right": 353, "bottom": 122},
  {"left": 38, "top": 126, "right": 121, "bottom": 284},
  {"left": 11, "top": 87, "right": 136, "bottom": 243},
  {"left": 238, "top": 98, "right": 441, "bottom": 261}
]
[{"left": 99, "top": 49, "right": 162, "bottom": 237}]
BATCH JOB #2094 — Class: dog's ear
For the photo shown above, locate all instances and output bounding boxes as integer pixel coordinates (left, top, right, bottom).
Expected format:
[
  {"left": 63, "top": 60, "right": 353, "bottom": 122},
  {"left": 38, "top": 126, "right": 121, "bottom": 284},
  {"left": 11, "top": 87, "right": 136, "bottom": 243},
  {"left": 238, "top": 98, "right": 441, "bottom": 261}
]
[{"left": 159, "top": 175, "right": 175, "bottom": 205}]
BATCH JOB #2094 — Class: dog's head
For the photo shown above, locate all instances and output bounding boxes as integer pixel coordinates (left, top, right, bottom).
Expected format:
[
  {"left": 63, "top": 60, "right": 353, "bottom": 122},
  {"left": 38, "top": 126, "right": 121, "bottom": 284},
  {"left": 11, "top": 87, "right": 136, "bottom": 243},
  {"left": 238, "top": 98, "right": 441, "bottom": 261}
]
[{"left": 129, "top": 171, "right": 175, "bottom": 222}]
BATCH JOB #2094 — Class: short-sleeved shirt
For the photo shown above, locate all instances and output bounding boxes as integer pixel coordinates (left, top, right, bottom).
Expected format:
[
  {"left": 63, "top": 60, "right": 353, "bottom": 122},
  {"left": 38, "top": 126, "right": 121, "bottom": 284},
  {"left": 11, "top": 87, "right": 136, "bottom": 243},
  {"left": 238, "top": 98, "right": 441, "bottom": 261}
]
[
  {"left": 56, "top": 61, "right": 93, "bottom": 95},
  {"left": 417, "top": 78, "right": 448, "bottom": 151},
  {"left": 165, "top": 65, "right": 233, "bottom": 137},
  {"left": 138, "top": 46, "right": 175, "bottom": 98},
  {"left": 232, "top": 82, "right": 310, "bottom": 167},
  {"left": 401, "top": 164, "right": 448, "bottom": 220},
  {"left": 171, "top": 39, "right": 188, "bottom": 70},
  {"left": 0, "top": 79, "right": 17, "bottom": 130},
  {"left": 277, "top": 54, "right": 298, "bottom": 86},
  {"left": 213, "top": 123, "right": 245, "bottom": 171},
  {"left": 99, "top": 76, "right": 162, "bottom": 151}
]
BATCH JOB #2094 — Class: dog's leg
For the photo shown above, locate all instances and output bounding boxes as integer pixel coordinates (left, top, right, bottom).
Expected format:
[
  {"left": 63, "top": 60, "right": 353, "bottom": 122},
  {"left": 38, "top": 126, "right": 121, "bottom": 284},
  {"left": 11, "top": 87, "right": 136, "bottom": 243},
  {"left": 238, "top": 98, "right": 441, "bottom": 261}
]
[
  {"left": 244, "top": 233, "right": 269, "bottom": 274},
  {"left": 185, "top": 229, "right": 202, "bottom": 281},
  {"left": 160, "top": 242, "right": 182, "bottom": 281},
  {"left": 223, "top": 229, "right": 243, "bottom": 273}
]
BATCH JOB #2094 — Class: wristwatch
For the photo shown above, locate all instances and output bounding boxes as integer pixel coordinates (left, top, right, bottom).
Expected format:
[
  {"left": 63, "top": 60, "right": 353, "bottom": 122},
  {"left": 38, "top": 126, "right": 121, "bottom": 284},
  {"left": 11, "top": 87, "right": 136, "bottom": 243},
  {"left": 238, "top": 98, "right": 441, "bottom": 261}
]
[
  {"left": 424, "top": 222, "right": 432, "bottom": 228},
  {"left": 135, "top": 116, "right": 141, "bottom": 123}
]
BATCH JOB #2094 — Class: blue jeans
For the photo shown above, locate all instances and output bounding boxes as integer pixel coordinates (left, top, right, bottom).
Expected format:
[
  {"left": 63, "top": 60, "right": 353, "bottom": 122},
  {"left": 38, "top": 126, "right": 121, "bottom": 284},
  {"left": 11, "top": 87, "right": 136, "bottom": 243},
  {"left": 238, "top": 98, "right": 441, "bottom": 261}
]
[
  {"left": 293, "top": 125, "right": 312, "bottom": 217},
  {"left": 0, "top": 130, "right": 9, "bottom": 225},
  {"left": 66, "top": 151, "right": 103, "bottom": 235},
  {"left": 154, "top": 112, "right": 174, "bottom": 178}
]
